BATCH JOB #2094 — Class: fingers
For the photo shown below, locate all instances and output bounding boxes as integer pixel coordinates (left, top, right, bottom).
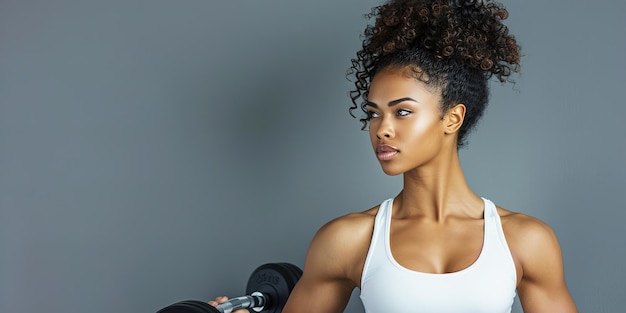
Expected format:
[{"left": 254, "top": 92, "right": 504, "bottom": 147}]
[
  {"left": 208, "top": 296, "right": 249, "bottom": 312},
  {"left": 208, "top": 296, "right": 229, "bottom": 307}
]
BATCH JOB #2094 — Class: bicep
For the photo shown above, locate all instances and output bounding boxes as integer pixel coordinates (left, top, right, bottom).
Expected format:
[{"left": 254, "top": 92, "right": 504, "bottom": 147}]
[
  {"left": 282, "top": 273, "right": 354, "bottom": 313},
  {"left": 282, "top": 242, "right": 357, "bottom": 313},
  {"left": 518, "top": 280, "right": 577, "bottom": 313}
]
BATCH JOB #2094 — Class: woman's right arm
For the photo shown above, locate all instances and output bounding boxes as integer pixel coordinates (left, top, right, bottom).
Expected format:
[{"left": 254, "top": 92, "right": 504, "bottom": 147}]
[{"left": 282, "top": 213, "right": 374, "bottom": 313}]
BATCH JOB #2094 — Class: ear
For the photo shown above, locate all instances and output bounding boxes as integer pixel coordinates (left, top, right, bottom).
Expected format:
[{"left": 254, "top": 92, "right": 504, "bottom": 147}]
[{"left": 444, "top": 103, "right": 466, "bottom": 134}]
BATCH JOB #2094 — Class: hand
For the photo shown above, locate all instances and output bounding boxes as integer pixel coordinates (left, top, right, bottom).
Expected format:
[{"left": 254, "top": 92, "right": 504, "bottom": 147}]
[{"left": 208, "top": 296, "right": 249, "bottom": 313}]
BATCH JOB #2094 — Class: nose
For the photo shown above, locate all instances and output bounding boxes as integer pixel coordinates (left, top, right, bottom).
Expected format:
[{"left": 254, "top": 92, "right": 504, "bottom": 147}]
[{"left": 375, "top": 118, "right": 394, "bottom": 140}]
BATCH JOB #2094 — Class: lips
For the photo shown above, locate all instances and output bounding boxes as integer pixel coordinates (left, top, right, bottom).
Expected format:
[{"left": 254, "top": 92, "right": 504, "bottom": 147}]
[{"left": 376, "top": 144, "right": 399, "bottom": 161}]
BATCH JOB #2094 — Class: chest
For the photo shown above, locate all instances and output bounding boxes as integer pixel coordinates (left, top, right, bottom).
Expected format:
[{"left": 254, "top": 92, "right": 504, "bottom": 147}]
[
  {"left": 389, "top": 218, "right": 485, "bottom": 274},
  {"left": 359, "top": 211, "right": 518, "bottom": 313}
]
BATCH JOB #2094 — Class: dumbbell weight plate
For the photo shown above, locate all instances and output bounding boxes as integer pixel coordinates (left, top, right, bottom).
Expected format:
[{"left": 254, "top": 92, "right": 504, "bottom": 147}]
[
  {"left": 157, "top": 263, "right": 302, "bottom": 313},
  {"left": 276, "top": 263, "right": 303, "bottom": 289},
  {"left": 245, "top": 263, "right": 302, "bottom": 313},
  {"left": 157, "top": 300, "right": 219, "bottom": 313}
]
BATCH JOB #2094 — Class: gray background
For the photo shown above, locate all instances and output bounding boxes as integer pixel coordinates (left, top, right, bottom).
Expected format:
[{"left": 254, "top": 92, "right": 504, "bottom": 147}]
[{"left": 1, "top": 0, "right": 624, "bottom": 312}]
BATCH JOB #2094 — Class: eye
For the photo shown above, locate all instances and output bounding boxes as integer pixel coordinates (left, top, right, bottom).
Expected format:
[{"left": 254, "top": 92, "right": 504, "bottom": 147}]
[
  {"left": 367, "top": 110, "right": 381, "bottom": 119},
  {"left": 396, "top": 109, "right": 411, "bottom": 116}
]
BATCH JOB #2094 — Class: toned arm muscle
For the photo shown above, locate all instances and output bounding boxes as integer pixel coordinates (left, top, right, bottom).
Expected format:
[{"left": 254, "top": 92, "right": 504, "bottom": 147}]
[
  {"left": 507, "top": 214, "right": 577, "bottom": 313},
  {"left": 283, "top": 213, "right": 374, "bottom": 313}
]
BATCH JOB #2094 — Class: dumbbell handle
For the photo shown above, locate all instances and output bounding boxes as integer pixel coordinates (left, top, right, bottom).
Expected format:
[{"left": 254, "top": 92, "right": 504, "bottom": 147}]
[{"left": 216, "top": 291, "right": 266, "bottom": 313}]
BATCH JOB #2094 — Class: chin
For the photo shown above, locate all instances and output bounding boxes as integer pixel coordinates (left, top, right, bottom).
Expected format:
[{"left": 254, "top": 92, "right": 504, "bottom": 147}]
[{"left": 380, "top": 165, "right": 405, "bottom": 176}]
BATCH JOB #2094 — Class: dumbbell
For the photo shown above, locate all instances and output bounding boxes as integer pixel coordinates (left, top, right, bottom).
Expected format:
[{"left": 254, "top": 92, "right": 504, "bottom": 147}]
[{"left": 157, "top": 262, "right": 302, "bottom": 313}]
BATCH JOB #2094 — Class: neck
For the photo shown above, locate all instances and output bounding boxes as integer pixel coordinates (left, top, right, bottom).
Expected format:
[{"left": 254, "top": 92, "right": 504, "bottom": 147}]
[{"left": 395, "top": 149, "right": 482, "bottom": 221}]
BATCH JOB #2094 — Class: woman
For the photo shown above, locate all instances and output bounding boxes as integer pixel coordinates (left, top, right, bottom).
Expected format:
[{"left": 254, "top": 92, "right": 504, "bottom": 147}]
[{"left": 212, "top": 0, "right": 577, "bottom": 312}]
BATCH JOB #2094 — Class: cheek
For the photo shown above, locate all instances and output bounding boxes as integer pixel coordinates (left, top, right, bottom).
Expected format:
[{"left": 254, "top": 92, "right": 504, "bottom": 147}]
[
  {"left": 403, "top": 118, "right": 443, "bottom": 144},
  {"left": 368, "top": 122, "right": 379, "bottom": 143},
  {"left": 369, "top": 132, "right": 378, "bottom": 150}
]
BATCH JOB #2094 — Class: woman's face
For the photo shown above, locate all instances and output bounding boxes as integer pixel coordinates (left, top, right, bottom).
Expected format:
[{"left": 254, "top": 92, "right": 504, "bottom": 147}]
[{"left": 365, "top": 68, "right": 449, "bottom": 176}]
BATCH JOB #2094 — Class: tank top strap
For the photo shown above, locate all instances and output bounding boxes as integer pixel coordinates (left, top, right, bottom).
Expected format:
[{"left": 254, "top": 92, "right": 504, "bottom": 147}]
[
  {"left": 482, "top": 197, "right": 497, "bottom": 218},
  {"left": 481, "top": 197, "right": 514, "bottom": 260},
  {"left": 360, "top": 198, "right": 393, "bottom": 286}
]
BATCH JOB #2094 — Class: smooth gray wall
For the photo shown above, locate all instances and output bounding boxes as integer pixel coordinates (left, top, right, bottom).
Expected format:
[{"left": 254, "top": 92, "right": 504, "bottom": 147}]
[{"left": 1, "top": 1, "right": 624, "bottom": 312}]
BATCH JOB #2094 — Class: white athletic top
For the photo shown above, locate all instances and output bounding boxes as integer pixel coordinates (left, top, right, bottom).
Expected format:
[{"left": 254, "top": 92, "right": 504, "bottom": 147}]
[{"left": 360, "top": 197, "right": 517, "bottom": 313}]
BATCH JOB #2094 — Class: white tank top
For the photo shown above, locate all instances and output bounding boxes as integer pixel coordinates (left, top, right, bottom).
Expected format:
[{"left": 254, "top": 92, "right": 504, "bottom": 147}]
[{"left": 360, "top": 197, "right": 517, "bottom": 313}]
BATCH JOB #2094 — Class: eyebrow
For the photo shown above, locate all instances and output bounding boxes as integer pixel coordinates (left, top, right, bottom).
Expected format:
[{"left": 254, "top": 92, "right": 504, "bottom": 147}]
[{"left": 365, "top": 97, "right": 418, "bottom": 108}]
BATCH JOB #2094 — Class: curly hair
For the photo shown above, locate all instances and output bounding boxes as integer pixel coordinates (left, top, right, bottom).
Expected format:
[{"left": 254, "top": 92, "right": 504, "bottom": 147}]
[{"left": 347, "top": 0, "right": 521, "bottom": 147}]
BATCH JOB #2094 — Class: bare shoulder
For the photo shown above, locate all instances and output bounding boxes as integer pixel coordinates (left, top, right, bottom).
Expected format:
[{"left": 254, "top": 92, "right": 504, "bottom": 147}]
[
  {"left": 495, "top": 208, "right": 578, "bottom": 311},
  {"left": 303, "top": 205, "right": 379, "bottom": 284},
  {"left": 309, "top": 205, "right": 379, "bottom": 260},
  {"left": 314, "top": 206, "right": 379, "bottom": 242},
  {"left": 496, "top": 205, "right": 566, "bottom": 282},
  {"left": 496, "top": 206, "right": 560, "bottom": 250}
]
